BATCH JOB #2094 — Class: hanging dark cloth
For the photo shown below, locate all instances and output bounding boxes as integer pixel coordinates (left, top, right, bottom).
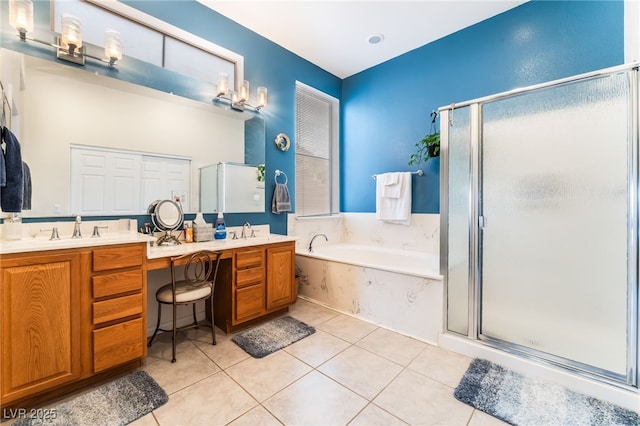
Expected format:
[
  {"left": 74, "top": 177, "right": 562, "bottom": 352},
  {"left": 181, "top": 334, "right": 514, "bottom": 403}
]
[
  {"left": 22, "top": 161, "right": 31, "bottom": 210},
  {"left": 1, "top": 126, "right": 24, "bottom": 213}
]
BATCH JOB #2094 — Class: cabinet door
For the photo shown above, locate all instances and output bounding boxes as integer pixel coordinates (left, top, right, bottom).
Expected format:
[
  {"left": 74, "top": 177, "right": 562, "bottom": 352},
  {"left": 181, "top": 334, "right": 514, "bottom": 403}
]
[
  {"left": 235, "top": 284, "right": 265, "bottom": 323},
  {"left": 1, "top": 253, "right": 82, "bottom": 402},
  {"left": 266, "top": 243, "right": 295, "bottom": 310},
  {"left": 93, "top": 318, "right": 144, "bottom": 373}
]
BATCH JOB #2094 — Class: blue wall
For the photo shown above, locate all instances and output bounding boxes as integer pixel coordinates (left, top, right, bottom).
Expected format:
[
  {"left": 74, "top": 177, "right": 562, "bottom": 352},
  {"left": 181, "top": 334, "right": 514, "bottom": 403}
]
[
  {"left": 341, "top": 0, "right": 624, "bottom": 213},
  {"left": 2, "top": 1, "right": 625, "bottom": 230}
]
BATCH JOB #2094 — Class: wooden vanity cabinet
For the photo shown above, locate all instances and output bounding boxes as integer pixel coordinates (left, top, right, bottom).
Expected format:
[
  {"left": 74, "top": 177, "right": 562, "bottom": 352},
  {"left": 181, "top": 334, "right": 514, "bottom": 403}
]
[
  {"left": 90, "top": 244, "right": 147, "bottom": 373},
  {"left": 214, "top": 240, "right": 296, "bottom": 333},
  {"left": 0, "top": 251, "right": 83, "bottom": 405},
  {"left": 0, "top": 242, "right": 147, "bottom": 409},
  {"left": 266, "top": 243, "right": 296, "bottom": 310},
  {"left": 234, "top": 248, "right": 266, "bottom": 323}
]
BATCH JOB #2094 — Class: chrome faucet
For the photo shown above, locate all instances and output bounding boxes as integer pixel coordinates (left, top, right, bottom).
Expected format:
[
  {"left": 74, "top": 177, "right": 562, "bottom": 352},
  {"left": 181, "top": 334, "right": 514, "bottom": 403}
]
[
  {"left": 308, "top": 233, "right": 328, "bottom": 253},
  {"left": 49, "top": 227, "right": 61, "bottom": 240},
  {"left": 241, "top": 221, "right": 252, "bottom": 239},
  {"left": 72, "top": 215, "right": 82, "bottom": 239}
]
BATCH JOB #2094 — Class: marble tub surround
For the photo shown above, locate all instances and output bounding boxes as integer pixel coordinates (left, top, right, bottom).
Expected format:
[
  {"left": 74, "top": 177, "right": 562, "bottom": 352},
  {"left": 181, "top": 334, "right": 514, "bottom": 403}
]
[
  {"left": 289, "top": 212, "right": 443, "bottom": 344},
  {"left": 296, "top": 254, "right": 443, "bottom": 344},
  {"left": 288, "top": 212, "right": 440, "bottom": 254},
  {"left": 287, "top": 213, "right": 344, "bottom": 253}
]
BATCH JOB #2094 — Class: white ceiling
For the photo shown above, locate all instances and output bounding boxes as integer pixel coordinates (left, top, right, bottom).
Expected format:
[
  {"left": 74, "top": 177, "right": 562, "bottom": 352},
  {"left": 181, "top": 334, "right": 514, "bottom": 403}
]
[{"left": 198, "top": 1, "right": 528, "bottom": 78}]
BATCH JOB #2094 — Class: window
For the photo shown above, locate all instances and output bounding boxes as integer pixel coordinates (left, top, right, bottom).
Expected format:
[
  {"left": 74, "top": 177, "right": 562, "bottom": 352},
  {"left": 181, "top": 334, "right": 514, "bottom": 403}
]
[
  {"left": 54, "top": 0, "right": 242, "bottom": 89},
  {"left": 295, "top": 82, "right": 339, "bottom": 217}
]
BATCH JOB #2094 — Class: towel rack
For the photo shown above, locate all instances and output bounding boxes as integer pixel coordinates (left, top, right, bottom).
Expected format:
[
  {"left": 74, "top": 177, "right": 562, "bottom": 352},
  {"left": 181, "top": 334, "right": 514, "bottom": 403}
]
[
  {"left": 275, "top": 169, "right": 288, "bottom": 185},
  {"left": 372, "top": 170, "right": 423, "bottom": 180}
]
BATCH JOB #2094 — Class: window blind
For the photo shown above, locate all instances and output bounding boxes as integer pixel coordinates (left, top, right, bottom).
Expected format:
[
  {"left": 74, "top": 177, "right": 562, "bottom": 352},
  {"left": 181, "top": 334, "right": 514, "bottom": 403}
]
[{"left": 295, "top": 83, "right": 339, "bottom": 217}]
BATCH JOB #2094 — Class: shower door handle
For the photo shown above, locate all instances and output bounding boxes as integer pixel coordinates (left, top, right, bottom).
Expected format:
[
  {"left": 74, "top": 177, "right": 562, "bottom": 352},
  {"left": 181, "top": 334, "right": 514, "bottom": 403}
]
[{"left": 478, "top": 216, "right": 486, "bottom": 230}]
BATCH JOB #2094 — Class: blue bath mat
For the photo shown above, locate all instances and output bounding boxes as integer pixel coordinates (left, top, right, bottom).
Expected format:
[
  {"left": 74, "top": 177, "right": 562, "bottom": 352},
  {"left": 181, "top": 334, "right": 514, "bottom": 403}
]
[
  {"left": 455, "top": 359, "right": 640, "bottom": 426},
  {"left": 232, "top": 316, "right": 315, "bottom": 358}
]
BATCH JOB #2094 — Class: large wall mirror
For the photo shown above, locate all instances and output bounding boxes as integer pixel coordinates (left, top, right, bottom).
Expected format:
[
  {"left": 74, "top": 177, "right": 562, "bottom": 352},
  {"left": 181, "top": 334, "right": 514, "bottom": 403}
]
[{"left": 1, "top": 49, "right": 265, "bottom": 217}]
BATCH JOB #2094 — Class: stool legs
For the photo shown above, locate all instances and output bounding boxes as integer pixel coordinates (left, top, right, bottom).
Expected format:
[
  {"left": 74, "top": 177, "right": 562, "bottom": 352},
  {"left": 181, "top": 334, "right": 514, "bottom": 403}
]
[
  {"left": 210, "top": 294, "right": 216, "bottom": 345},
  {"left": 147, "top": 301, "right": 163, "bottom": 347}
]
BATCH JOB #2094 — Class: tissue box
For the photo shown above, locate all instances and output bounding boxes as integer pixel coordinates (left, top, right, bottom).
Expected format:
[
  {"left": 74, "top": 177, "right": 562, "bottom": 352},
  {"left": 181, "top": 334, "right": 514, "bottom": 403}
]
[{"left": 193, "top": 223, "right": 213, "bottom": 242}]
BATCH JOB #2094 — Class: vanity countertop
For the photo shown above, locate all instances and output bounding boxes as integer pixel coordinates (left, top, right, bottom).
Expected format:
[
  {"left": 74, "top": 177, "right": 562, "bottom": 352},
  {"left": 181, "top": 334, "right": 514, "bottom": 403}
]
[
  {"left": 146, "top": 233, "right": 297, "bottom": 260},
  {"left": 0, "top": 233, "right": 157, "bottom": 255}
]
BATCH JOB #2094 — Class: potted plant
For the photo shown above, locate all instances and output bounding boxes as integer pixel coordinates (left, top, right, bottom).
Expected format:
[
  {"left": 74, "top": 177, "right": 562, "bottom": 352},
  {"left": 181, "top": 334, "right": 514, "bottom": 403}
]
[
  {"left": 409, "top": 110, "right": 440, "bottom": 165},
  {"left": 408, "top": 131, "right": 440, "bottom": 165}
]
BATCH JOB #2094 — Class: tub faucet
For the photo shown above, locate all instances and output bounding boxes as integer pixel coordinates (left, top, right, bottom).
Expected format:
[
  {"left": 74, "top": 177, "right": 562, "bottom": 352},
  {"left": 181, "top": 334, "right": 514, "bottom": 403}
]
[{"left": 308, "top": 233, "right": 328, "bottom": 253}]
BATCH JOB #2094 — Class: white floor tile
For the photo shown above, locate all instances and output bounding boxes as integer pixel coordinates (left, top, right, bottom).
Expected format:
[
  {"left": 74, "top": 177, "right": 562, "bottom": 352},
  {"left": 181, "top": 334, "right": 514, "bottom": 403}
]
[
  {"left": 318, "top": 345, "right": 403, "bottom": 400},
  {"left": 225, "top": 350, "right": 312, "bottom": 402},
  {"left": 284, "top": 329, "right": 350, "bottom": 367},
  {"left": 374, "top": 369, "right": 474, "bottom": 426},
  {"left": 263, "top": 371, "right": 368, "bottom": 426},
  {"left": 152, "top": 372, "right": 257, "bottom": 425}
]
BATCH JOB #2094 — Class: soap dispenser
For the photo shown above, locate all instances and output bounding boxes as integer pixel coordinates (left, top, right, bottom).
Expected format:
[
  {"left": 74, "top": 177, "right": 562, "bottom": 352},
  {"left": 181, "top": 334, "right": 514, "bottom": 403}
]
[{"left": 214, "top": 212, "right": 226, "bottom": 240}]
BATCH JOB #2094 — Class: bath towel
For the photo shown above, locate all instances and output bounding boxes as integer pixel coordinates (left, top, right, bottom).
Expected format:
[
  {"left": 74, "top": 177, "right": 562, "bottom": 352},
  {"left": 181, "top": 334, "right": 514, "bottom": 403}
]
[
  {"left": 0, "top": 126, "right": 24, "bottom": 213},
  {"left": 376, "top": 172, "right": 411, "bottom": 225},
  {"left": 381, "top": 172, "right": 402, "bottom": 198},
  {"left": 272, "top": 183, "right": 291, "bottom": 214}
]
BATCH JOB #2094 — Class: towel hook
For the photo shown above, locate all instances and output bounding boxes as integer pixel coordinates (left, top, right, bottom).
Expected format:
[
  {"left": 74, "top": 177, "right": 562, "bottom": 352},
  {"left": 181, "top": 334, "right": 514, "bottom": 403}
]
[{"left": 275, "top": 169, "right": 288, "bottom": 185}]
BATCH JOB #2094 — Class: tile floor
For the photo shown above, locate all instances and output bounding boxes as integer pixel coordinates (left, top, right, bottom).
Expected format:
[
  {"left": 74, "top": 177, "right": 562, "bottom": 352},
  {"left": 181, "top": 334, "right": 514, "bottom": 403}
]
[{"left": 134, "top": 298, "right": 507, "bottom": 426}]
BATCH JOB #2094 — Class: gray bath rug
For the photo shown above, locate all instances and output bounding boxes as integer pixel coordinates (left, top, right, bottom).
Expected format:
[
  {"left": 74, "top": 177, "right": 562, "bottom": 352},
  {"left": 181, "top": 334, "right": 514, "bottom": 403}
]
[
  {"left": 14, "top": 371, "right": 168, "bottom": 426},
  {"left": 232, "top": 315, "right": 316, "bottom": 358},
  {"left": 454, "top": 358, "right": 640, "bottom": 426}
]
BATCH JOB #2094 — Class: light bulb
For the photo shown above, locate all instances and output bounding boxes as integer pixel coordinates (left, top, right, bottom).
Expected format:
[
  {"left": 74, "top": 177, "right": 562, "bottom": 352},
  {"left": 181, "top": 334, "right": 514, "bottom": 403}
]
[
  {"left": 61, "top": 14, "right": 82, "bottom": 52},
  {"left": 217, "top": 72, "right": 229, "bottom": 96},
  {"left": 239, "top": 80, "right": 249, "bottom": 102},
  {"left": 257, "top": 87, "right": 268, "bottom": 108},
  {"left": 9, "top": 0, "right": 33, "bottom": 35},
  {"left": 104, "top": 29, "right": 122, "bottom": 62}
]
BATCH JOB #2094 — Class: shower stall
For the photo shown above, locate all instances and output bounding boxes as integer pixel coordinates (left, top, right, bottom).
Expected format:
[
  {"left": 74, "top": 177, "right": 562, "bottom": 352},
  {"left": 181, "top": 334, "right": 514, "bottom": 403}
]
[{"left": 440, "top": 63, "right": 639, "bottom": 391}]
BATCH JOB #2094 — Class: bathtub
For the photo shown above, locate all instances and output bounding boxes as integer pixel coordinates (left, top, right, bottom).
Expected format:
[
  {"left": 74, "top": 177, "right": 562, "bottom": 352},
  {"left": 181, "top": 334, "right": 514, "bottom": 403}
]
[{"left": 295, "top": 244, "right": 443, "bottom": 344}]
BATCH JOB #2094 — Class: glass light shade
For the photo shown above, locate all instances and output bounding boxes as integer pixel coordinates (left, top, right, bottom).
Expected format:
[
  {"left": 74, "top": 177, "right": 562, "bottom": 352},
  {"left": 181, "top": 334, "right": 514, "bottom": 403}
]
[
  {"left": 217, "top": 72, "right": 229, "bottom": 96},
  {"left": 61, "top": 14, "right": 82, "bottom": 50},
  {"left": 257, "top": 87, "right": 268, "bottom": 108},
  {"left": 104, "top": 29, "right": 122, "bottom": 61},
  {"left": 230, "top": 90, "right": 239, "bottom": 103},
  {"left": 9, "top": 0, "right": 33, "bottom": 34},
  {"left": 239, "top": 80, "right": 249, "bottom": 102}
]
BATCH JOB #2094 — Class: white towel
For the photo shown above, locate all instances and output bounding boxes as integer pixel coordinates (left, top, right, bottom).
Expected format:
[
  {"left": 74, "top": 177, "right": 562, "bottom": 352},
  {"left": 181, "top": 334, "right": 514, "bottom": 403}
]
[
  {"left": 375, "top": 172, "right": 411, "bottom": 225},
  {"left": 382, "top": 172, "right": 402, "bottom": 198}
]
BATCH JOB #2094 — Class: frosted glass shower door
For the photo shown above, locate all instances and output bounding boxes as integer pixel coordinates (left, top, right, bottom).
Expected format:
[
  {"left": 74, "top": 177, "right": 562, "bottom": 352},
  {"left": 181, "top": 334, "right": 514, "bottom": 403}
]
[{"left": 479, "top": 72, "right": 633, "bottom": 378}]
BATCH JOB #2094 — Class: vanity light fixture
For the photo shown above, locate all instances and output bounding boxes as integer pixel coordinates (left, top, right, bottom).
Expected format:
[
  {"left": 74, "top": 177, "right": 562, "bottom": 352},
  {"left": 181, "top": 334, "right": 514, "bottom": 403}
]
[
  {"left": 215, "top": 72, "right": 268, "bottom": 112},
  {"left": 9, "top": 0, "right": 123, "bottom": 67}
]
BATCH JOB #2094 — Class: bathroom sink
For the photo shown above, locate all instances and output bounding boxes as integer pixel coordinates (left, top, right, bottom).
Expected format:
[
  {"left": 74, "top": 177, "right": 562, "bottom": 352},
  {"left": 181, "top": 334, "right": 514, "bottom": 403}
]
[{"left": 1, "top": 233, "right": 155, "bottom": 254}]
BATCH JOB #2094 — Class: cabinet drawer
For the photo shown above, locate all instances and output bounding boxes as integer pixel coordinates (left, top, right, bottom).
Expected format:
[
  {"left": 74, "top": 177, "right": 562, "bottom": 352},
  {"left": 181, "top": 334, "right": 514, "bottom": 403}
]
[
  {"left": 93, "top": 318, "right": 144, "bottom": 373},
  {"left": 93, "top": 293, "right": 143, "bottom": 325},
  {"left": 236, "top": 267, "right": 263, "bottom": 288},
  {"left": 236, "top": 249, "right": 264, "bottom": 269},
  {"left": 93, "top": 269, "right": 143, "bottom": 299},
  {"left": 235, "top": 284, "right": 265, "bottom": 323},
  {"left": 93, "top": 245, "right": 144, "bottom": 272}
]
